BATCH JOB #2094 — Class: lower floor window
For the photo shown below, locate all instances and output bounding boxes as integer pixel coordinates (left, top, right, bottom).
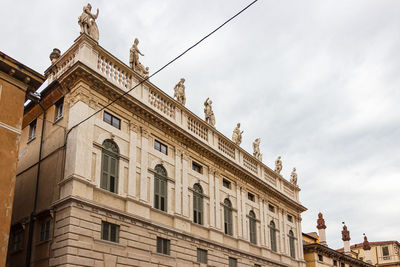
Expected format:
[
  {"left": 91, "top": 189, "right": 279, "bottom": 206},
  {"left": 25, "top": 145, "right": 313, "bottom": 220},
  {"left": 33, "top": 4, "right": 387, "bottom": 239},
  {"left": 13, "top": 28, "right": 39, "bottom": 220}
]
[
  {"left": 101, "top": 221, "right": 119, "bottom": 243},
  {"left": 157, "top": 237, "right": 170, "bottom": 255},
  {"left": 40, "top": 220, "right": 50, "bottom": 241},
  {"left": 229, "top": 257, "right": 237, "bottom": 267},
  {"left": 11, "top": 230, "right": 23, "bottom": 252},
  {"left": 197, "top": 248, "right": 207, "bottom": 264}
]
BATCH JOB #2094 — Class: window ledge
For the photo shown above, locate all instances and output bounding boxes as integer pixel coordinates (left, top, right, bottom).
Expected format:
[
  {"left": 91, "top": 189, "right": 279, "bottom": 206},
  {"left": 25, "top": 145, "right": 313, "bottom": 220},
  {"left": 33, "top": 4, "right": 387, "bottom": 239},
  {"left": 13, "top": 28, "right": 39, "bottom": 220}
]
[
  {"left": 53, "top": 115, "right": 63, "bottom": 124},
  {"left": 94, "top": 238, "right": 126, "bottom": 248},
  {"left": 27, "top": 136, "right": 36, "bottom": 144},
  {"left": 152, "top": 251, "right": 174, "bottom": 259}
]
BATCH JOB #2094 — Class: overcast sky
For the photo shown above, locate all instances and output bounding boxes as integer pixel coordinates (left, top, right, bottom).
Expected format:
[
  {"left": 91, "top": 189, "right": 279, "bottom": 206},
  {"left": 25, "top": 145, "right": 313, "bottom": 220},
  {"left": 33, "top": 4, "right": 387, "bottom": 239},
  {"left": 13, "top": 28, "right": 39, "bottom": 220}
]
[{"left": 2, "top": 0, "right": 399, "bottom": 249}]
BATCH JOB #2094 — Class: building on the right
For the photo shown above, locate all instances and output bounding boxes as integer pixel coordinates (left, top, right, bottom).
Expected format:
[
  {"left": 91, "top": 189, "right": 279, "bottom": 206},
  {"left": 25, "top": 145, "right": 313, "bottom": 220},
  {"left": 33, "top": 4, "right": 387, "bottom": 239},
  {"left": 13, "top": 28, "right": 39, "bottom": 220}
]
[
  {"left": 337, "top": 240, "right": 400, "bottom": 267},
  {"left": 303, "top": 213, "right": 374, "bottom": 267}
]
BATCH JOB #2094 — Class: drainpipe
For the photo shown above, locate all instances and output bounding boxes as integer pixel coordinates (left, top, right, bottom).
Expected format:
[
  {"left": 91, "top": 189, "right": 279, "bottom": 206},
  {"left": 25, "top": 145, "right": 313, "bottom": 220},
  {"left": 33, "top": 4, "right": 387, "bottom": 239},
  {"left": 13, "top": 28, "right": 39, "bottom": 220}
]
[{"left": 25, "top": 92, "right": 46, "bottom": 267}]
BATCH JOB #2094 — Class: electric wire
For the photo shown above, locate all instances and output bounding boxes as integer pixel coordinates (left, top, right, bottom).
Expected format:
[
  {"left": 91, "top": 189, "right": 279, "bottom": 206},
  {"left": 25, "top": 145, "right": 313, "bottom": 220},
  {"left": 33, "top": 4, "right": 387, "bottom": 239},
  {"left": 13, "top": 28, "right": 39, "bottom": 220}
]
[{"left": 67, "top": 0, "right": 258, "bottom": 134}]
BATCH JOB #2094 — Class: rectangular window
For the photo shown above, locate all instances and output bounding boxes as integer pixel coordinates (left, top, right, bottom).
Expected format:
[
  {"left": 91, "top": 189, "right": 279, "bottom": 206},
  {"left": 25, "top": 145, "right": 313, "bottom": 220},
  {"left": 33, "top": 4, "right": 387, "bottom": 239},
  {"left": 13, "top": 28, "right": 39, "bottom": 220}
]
[
  {"left": 103, "top": 111, "right": 121, "bottom": 129},
  {"left": 101, "top": 221, "right": 119, "bottom": 243},
  {"left": 223, "top": 178, "right": 231, "bottom": 189},
  {"left": 28, "top": 119, "right": 37, "bottom": 141},
  {"left": 382, "top": 246, "right": 389, "bottom": 256},
  {"left": 101, "top": 152, "right": 119, "bottom": 194},
  {"left": 229, "top": 257, "right": 237, "bottom": 267},
  {"left": 154, "top": 139, "right": 168, "bottom": 155},
  {"left": 248, "top": 192, "right": 255, "bottom": 202},
  {"left": 197, "top": 248, "right": 207, "bottom": 264},
  {"left": 333, "top": 260, "right": 337, "bottom": 266},
  {"left": 268, "top": 204, "right": 275, "bottom": 213},
  {"left": 341, "top": 263, "right": 345, "bottom": 267},
  {"left": 318, "top": 254, "right": 323, "bottom": 262},
  {"left": 192, "top": 161, "right": 203, "bottom": 174},
  {"left": 54, "top": 98, "right": 64, "bottom": 121},
  {"left": 11, "top": 230, "right": 23, "bottom": 252},
  {"left": 287, "top": 215, "right": 293, "bottom": 222},
  {"left": 40, "top": 220, "right": 50, "bottom": 241},
  {"left": 156, "top": 237, "right": 170, "bottom": 255}
]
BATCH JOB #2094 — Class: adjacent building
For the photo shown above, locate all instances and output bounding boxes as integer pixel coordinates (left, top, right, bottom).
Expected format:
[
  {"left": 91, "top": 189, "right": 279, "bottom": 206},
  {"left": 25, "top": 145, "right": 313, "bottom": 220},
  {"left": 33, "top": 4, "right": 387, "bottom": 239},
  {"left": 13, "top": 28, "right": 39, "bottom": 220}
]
[
  {"left": 302, "top": 213, "right": 374, "bottom": 267},
  {"left": 0, "top": 51, "right": 45, "bottom": 266},
  {"left": 7, "top": 12, "right": 307, "bottom": 267}
]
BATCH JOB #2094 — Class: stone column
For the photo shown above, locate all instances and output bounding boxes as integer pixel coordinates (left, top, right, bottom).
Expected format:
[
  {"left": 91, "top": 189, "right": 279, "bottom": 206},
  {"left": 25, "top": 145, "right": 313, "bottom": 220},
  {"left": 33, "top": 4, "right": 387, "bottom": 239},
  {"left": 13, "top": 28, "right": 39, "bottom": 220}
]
[
  {"left": 215, "top": 171, "right": 221, "bottom": 229},
  {"left": 139, "top": 128, "right": 149, "bottom": 202},
  {"left": 182, "top": 152, "right": 189, "bottom": 217},
  {"left": 209, "top": 167, "right": 215, "bottom": 228},
  {"left": 316, "top": 212, "right": 327, "bottom": 246},
  {"left": 174, "top": 149, "right": 182, "bottom": 215},
  {"left": 128, "top": 123, "right": 139, "bottom": 198},
  {"left": 236, "top": 185, "right": 242, "bottom": 238}
]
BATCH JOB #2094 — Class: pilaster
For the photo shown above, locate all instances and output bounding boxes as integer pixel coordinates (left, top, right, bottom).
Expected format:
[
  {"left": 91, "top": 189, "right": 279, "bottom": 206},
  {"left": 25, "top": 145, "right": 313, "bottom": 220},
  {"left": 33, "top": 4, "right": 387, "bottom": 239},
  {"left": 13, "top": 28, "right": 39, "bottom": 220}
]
[
  {"left": 175, "top": 148, "right": 182, "bottom": 215},
  {"left": 236, "top": 185, "right": 242, "bottom": 238},
  {"left": 128, "top": 123, "right": 139, "bottom": 198},
  {"left": 139, "top": 128, "right": 149, "bottom": 202},
  {"left": 182, "top": 152, "right": 189, "bottom": 217},
  {"left": 209, "top": 167, "right": 215, "bottom": 228}
]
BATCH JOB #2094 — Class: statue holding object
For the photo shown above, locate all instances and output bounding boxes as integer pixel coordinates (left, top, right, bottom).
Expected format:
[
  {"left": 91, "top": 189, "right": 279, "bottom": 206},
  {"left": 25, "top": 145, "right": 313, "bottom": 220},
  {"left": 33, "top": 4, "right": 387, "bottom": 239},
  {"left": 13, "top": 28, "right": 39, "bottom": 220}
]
[
  {"left": 129, "top": 38, "right": 149, "bottom": 78},
  {"left": 232, "top": 123, "right": 243, "bottom": 145},
  {"left": 174, "top": 78, "right": 186, "bottom": 105},
  {"left": 78, "top": 3, "right": 99, "bottom": 41},
  {"left": 204, "top": 97, "right": 216, "bottom": 127},
  {"left": 274, "top": 156, "right": 282, "bottom": 174},
  {"left": 253, "top": 138, "right": 262, "bottom": 161}
]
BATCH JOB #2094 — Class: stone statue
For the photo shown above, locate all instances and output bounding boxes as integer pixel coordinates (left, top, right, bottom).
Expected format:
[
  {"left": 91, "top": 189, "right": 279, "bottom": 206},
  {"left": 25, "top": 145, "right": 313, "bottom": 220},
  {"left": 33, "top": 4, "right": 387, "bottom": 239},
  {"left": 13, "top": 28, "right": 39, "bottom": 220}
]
[
  {"left": 253, "top": 138, "right": 262, "bottom": 161},
  {"left": 342, "top": 224, "right": 350, "bottom": 241},
  {"left": 78, "top": 4, "right": 99, "bottom": 41},
  {"left": 290, "top": 167, "right": 298, "bottom": 185},
  {"left": 173, "top": 78, "right": 186, "bottom": 105},
  {"left": 274, "top": 156, "right": 282, "bottom": 174},
  {"left": 232, "top": 123, "right": 243, "bottom": 145},
  {"left": 204, "top": 97, "right": 216, "bottom": 127},
  {"left": 316, "top": 212, "right": 326, "bottom": 229},
  {"left": 129, "top": 38, "right": 149, "bottom": 77},
  {"left": 363, "top": 235, "right": 371, "bottom": 250}
]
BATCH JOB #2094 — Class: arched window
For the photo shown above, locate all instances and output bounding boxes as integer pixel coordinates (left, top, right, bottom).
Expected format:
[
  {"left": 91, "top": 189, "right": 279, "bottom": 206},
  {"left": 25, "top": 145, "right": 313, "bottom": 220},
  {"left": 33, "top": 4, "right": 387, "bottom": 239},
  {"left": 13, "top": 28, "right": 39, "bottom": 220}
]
[
  {"left": 223, "top": 198, "right": 233, "bottom": 236},
  {"left": 154, "top": 165, "right": 167, "bottom": 211},
  {"left": 193, "top": 184, "right": 203, "bottom": 225},
  {"left": 101, "top": 139, "right": 119, "bottom": 193},
  {"left": 249, "top": 210, "right": 257, "bottom": 244},
  {"left": 289, "top": 230, "right": 295, "bottom": 258},
  {"left": 270, "top": 220, "right": 277, "bottom": 252}
]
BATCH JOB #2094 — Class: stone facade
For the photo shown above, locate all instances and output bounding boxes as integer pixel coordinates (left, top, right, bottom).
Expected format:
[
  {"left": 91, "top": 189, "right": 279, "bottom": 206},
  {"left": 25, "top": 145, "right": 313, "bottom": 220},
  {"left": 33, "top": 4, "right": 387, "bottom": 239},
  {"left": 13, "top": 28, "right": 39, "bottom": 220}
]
[
  {"left": 8, "top": 33, "right": 307, "bottom": 267},
  {"left": 0, "top": 51, "right": 45, "bottom": 266}
]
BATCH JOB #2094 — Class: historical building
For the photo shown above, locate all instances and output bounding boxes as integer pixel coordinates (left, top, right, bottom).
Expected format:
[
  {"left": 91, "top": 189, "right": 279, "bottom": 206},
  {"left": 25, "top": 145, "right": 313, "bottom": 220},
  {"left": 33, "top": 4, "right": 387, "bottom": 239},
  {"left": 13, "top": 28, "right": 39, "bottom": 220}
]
[
  {"left": 8, "top": 4, "right": 307, "bottom": 267},
  {"left": 0, "top": 51, "right": 45, "bottom": 266},
  {"left": 302, "top": 213, "right": 374, "bottom": 267},
  {"left": 337, "top": 240, "right": 400, "bottom": 267}
]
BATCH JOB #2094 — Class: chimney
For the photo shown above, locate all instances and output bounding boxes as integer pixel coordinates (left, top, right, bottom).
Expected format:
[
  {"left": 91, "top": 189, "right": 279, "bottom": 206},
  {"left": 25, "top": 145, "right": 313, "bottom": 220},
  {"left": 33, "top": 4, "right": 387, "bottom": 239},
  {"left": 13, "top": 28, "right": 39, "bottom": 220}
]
[
  {"left": 342, "top": 223, "right": 351, "bottom": 256},
  {"left": 363, "top": 234, "right": 372, "bottom": 264},
  {"left": 316, "top": 212, "right": 327, "bottom": 246}
]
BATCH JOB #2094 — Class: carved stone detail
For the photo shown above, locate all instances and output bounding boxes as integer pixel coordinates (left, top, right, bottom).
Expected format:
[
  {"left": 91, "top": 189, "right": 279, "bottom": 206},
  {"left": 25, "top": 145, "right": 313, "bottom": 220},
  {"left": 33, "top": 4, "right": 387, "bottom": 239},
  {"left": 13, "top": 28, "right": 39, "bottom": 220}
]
[
  {"left": 232, "top": 123, "right": 243, "bottom": 145},
  {"left": 274, "top": 156, "right": 282, "bottom": 174},
  {"left": 316, "top": 212, "right": 326, "bottom": 230},
  {"left": 173, "top": 78, "right": 186, "bottom": 105},
  {"left": 363, "top": 235, "right": 371, "bottom": 250},
  {"left": 252, "top": 138, "right": 262, "bottom": 161},
  {"left": 204, "top": 97, "right": 216, "bottom": 127},
  {"left": 129, "top": 38, "right": 149, "bottom": 78},
  {"left": 290, "top": 168, "right": 298, "bottom": 185},
  {"left": 342, "top": 225, "right": 350, "bottom": 241},
  {"left": 78, "top": 4, "right": 99, "bottom": 41}
]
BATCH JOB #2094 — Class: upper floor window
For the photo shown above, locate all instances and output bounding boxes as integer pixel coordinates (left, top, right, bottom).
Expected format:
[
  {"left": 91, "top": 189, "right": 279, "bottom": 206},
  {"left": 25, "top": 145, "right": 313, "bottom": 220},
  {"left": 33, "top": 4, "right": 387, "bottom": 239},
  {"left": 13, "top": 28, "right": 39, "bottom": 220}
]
[
  {"left": 101, "top": 139, "right": 119, "bottom": 193},
  {"left": 156, "top": 237, "right": 170, "bottom": 255},
  {"left": 193, "top": 183, "right": 203, "bottom": 225},
  {"left": 223, "top": 198, "right": 233, "bottom": 236},
  {"left": 318, "top": 254, "right": 323, "bottom": 262},
  {"left": 270, "top": 220, "right": 277, "bottom": 252},
  {"left": 192, "top": 161, "right": 203, "bottom": 174},
  {"left": 54, "top": 97, "right": 64, "bottom": 121},
  {"left": 40, "top": 220, "right": 51, "bottom": 241},
  {"left": 223, "top": 178, "right": 231, "bottom": 189},
  {"left": 154, "top": 139, "right": 168, "bottom": 155},
  {"left": 382, "top": 246, "right": 389, "bottom": 256},
  {"left": 28, "top": 119, "right": 37, "bottom": 141},
  {"left": 268, "top": 204, "right": 275, "bottom": 213},
  {"left": 333, "top": 260, "right": 337, "bottom": 266},
  {"left": 103, "top": 111, "right": 121, "bottom": 129},
  {"left": 101, "top": 221, "right": 119, "bottom": 243},
  {"left": 340, "top": 263, "right": 345, "bottom": 267},
  {"left": 289, "top": 230, "right": 295, "bottom": 258},
  {"left": 154, "top": 165, "right": 167, "bottom": 212},
  {"left": 249, "top": 211, "right": 257, "bottom": 244},
  {"left": 11, "top": 230, "right": 23, "bottom": 252},
  {"left": 287, "top": 214, "right": 293, "bottom": 222},
  {"left": 248, "top": 192, "right": 255, "bottom": 202}
]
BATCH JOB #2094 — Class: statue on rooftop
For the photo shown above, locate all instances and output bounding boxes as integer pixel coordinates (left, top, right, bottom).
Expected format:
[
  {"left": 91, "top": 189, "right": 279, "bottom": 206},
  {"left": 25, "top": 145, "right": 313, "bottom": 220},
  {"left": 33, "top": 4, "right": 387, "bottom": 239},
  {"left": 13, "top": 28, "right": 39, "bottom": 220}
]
[
  {"left": 204, "top": 97, "right": 216, "bottom": 127},
  {"left": 316, "top": 212, "right": 326, "bottom": 229},
  {"left": 342, "top": 224, "right": 351, "bottom": 241},
  {"left": 174, "top": 78, "right": 186, "bottom": 105},
  {"left": 129, "top": 38, "right": 149, "bottom": 78},
  {"left": 274, "top": 156, "right": 282, "bottom": 174},
  {"left": 78, "top": 4, "right": 99, "bottom": 41},
  {"left": 232, "top": 123, "right": 243, "bottom": 145},
  {"left": 253, "top": 138, "right": 262, "bottom": 161},
  {"left": 290, "top": 167, "right": 298, "bottom": 185}
]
